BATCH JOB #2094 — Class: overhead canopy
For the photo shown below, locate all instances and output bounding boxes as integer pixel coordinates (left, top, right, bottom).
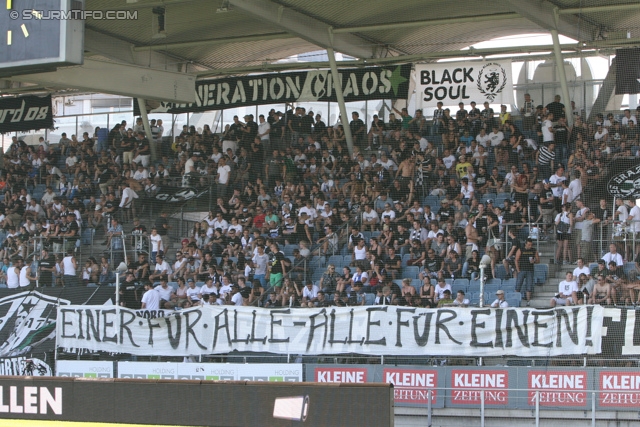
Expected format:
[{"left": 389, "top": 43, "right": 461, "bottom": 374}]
[{"left": 2, "top": 0, "right": 640, "bottom": 99}]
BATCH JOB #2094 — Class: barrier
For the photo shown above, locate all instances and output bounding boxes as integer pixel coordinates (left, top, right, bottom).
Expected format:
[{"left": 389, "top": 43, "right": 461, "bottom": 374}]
[{"left": 0, "top": 376, "right": 393, "bottom": 427}]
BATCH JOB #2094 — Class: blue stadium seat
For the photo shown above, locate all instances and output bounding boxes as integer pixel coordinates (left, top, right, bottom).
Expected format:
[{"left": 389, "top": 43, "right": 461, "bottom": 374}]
[
  {"left": 328, "top": 255, "right": 343, "bottom": 268},
  {"left": 534, "top": 264, "right": 548, "bottom": 284},
  {"left": 487, "top": 278, "right": 502, "bottom": 287},
  {"left": 364, "top": 293, "right": 376, "bottom": 305},
  {"left": 502, "top": 278, "right": 517, "bottom": 293},
  {"left": 283, "top": 244, "right": 297, "bottom": 256},
  {"left": 403, "top": 266, "right": 420, "bottom": 279},
  {"left": 453, "top": 278, "right": 469, "bottom": 292},
  {"left": 495, "top": 264, "right": 508, "bottom": 280},
  {"left": 401, "top": 254, "right": 412, "bottom": 265},
  {"left": 468, "top": 279, "right": 481, "bottom": 292},
  {"left": 506, "top": 292, "right": 522, "bottom": 307}
]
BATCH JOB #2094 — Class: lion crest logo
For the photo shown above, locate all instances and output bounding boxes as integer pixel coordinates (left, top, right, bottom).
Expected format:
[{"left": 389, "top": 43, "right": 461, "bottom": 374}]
[{"left": 477, "top": 63, "right": 508, "bottom": 102}]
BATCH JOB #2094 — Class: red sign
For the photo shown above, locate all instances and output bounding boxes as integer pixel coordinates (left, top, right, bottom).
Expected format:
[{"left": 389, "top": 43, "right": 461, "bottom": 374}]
[
  {"left": 599, "top": 372, "right": 640, "bottom": 407},
  {"left": 383, "top": 368, "right": 437, "bottom": 404},
  {"left": 528, "top": 371, "right": 587, "bottom": 406},
  {"left": 314, "top": 367, "right": 367, "bottom": 383},
  {"left": 451, "top": 370, "right": 508, "bottom": 404}
]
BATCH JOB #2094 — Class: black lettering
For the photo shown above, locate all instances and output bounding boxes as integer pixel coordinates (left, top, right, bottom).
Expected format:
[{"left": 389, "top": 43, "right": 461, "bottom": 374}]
[
  {"left": 494, "top": 309, "right": 504, "bottom": 349},
  {"left": 420, "top": 70, "right": 431, "bottom": 85},
  {"left": 435, "top": 87, "right": 447, "bottom": 101},
  {"left": 441, "top": 69, "right": 452, "bottom": 84},
  {"left": 164, "top": 313, "right": 182, "bottom": 349},
  {"left": 412, "top": 312, "right": 433, "bottom": 346},
  {"left": 232, "top": 309, "right": 249, "bottom": 344},
  {"left": 423, "top": 87, "right": 433, "bottom": 102},
  {"left": 85, "top": 309, "right": 101, "bottom": 342},
  {"left": 464, "top": 67, "right": 474, "bottom": 82},
  {"left": 307, "top": 309, "right": 328, "bottom": 351},
  {"left": 184, "top": 309, "right": 207, "bottom": 350},
  {"left": 249, "top": 310, "right": 267, "bottom": 344},
  {"left": 555, "top": 307, "right": 580, "bottom": 347},
  {"left": 269, "top": 309, "right": 290, "bottom": 344},
  {"left": 60, "top": 308, "right": 76, "bottom": 339},
  {"left": 365, "top": 306, "right": 386, "bottom": 345},
  {"left": 532, "top": 310, "right": 554, "bottom": 347},
  {"left": 470, "top": 309, "right": 493, "bottom": 347},
  {"left": 585, "top": 305, "right": 593, "bottom": 346},
  {"left": 347, "top": 308, "right": 364, "bottom": 345},
  {"left": 452, "top": 68, "right": 463, "bottom": 84},
  {"left": 449, "top": 86, "right": 460, "bottom": 100},
  {"left": 76, "top": 309, "right": 84, "bottom": 340},
  {"left": 101, "top": 309, "right": 117, "bottom": 343},
  {"left": 213, "top": 309, "right": 231, "bottom": 348},
  {"left": 328, "top": 309, "right": 346, "bottom": 345},
  {"left": 120, "top": 309, "right": 139, "bottom": 347},
  {"left": 147, "top": 318, "right": 161, "bottom": 345},
  {"left": 462, "top": 85, "right": 470, "bottom": 99},
  {"left": 506, "top": 309, "right": 530, "bottom": 348},
  {"left": 436, "top": 309, "right": 462, "bottom": 345},
  {"left": 431, "top": 70, "right": 440, "bottom": 84},
  {"left": 396, "top": 308, "right": 415, "bottom": 347}
]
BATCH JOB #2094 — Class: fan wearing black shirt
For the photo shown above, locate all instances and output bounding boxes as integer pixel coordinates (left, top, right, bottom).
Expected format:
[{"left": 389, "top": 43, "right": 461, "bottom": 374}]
[
  {"left": 38, "top": 249, "right": 56, "bottom": 287},
  {"left": 474, "top": 167, "right": 489, "bottom": 195},
  {"left": 502, "top": 228, "right": 521, "bottom": 279},
  {"left": 437, "top": 200, "right": 454, "bottom": 223},
  {"left": 129, "top": 254, "right": 150, "bottom": 282}
]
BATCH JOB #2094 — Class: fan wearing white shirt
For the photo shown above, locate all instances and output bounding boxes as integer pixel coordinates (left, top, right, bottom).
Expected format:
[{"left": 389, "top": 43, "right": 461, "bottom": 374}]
[
  {"left": 550, "top": 272, "right": 578, "bottom": 306},
  {"left": 602, "top": 243, "right": 624, "bottom": 267}
]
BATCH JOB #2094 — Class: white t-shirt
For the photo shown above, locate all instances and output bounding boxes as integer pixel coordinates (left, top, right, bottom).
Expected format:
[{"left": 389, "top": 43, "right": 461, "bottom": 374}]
[
  {"left": 362, "top": 209, "right": 379, "bottom": 223},
  {"left": 491, "top": 299, "right": 509, "bottom": 308},
  {"left": 476, "top": 133, "right": 490, "bottom": 147},
  {"left": 303, "top": 285, "right": 320, "bottom": 300},
  {"left": 351, "top": 271, "right": 368, "bottom": 284},
  {"left": 442, "top": 155, "right": 456, "bottom": 170},
  {"left": 558, "top": 280, "right": 578, "bottom": 297},
  {"left": 150, "top": 234, "right": 163, "bottom": 252},
  {"left": 549, "top": 174, "right": 566, "bottom": 198},
  {"left": 252, "top": 253, "right": 270, "bottom": 275},
  {"left": 186, "top": 286, "right": 201, "bottom": 301},
  {"left": 573, "top": 266, "right": 590, "bottom": 278},
  {"left": 231, "top": 292, "right": 244, "bottom": 306},
  {"left": 602, "top": 252, "right": 623, "bottom": 267},
  {"left": 617, "top": 205, "right": 629, "bottom": 223},
  {"left": 155, "top": 285, "right": 174, "bottom": 301},
  {"left": 541, "top": 120, "right": 554, "bottom": 142},
  {"left": 217, "top": 165, "right": 231, "bottom": 185},
  {"left": 489, "top": 131, "right": 504, "bottom": 147},
  {"left": 141, "top": 289, "right": 161, "bottom": 310},
  {"left": 629, "top": 205, "right": 640, "bottom": 233}
]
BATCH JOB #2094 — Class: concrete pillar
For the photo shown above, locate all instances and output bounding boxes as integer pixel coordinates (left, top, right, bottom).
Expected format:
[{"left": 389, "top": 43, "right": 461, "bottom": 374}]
[
  {"left": 551, "top": 30, "right": 573, "bottom": 127},
  {"left": 327, "top": 47, "right": 355, "bottom": 156},
  {"left": 136, "top": 98, "right": 158, "bottom": 161}
]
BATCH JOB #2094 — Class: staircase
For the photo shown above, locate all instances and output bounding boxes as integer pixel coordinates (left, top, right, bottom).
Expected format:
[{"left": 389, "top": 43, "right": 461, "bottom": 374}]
[{"left": 529, "top": 239, "right": 574, "bottom": 308}]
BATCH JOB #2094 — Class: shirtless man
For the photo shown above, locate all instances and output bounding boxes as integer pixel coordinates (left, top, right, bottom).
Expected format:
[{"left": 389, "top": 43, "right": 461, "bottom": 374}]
[
  {"left": 396, "top": 155, "right": 415, "bottom": 193},
  {"left": 588, "top": 275, "right": 611, "bottom": 305},
  {"left": 465, "top": 217, "right": 479, "bottom": 261}
]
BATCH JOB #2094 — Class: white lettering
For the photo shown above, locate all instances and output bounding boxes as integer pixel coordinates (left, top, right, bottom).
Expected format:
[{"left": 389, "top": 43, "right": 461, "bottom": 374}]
[
  {"left": 531, "top": 374, "right": 584, "bottom": 389},
  {"left": 454, "top": 373, "right": 506, "bottom": 388}
]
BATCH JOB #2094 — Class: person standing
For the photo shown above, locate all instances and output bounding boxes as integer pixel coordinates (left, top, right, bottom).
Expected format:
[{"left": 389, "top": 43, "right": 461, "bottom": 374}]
[
  {"left": 515, "top": 238, "right": 539, "bottom": 306},
  {"left": 521, "top": 93, "right": 536, "bottom": 131},
  {"left": 7, "top": 258, "right": 21, "bottom": 290},
  {"left": 62, "top": 250, "right": 78, "bottom": 287}
]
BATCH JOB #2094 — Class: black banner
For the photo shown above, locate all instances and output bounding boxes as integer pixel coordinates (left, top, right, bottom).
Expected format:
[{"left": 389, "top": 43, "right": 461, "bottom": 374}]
[
  {"left": 0, "top": 288, "right": 113, "bottom": 361},
  {"left": 134, "top": 64, "right": 411, "bottom": 115},
  {"left": 605, "top": 157, "right": 640, "bottom": 199},
  {"left": 0, "top": 95, "right": 53, "bottom": 134},
  {"left": 0, "top": 377, "right": 393, "bottom": 427},
  {"left": 616, "top": 48, "right": 640, "bottom": 95}
]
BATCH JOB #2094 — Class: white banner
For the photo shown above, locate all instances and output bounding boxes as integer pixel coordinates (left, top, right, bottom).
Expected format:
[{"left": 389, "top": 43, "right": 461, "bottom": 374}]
[
  {"left": 117, "top": 362, "right": 302, "bottom": 381},
  {"left": 56, "top": 305, "right": 603, "bottom": 357},
  {"left": 415, "top": 61, "right": 513, "bottom": 109}
]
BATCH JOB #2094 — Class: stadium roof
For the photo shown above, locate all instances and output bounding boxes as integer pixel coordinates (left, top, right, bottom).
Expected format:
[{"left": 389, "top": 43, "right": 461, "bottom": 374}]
[{"left": 2, "top": 0, "right": 640, "bottom": 98}]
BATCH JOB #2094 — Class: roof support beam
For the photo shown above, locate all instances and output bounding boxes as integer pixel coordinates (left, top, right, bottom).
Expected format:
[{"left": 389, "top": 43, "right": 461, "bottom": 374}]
[
  {"left": 504, "top": 0, "right": 598, "bottom": 42},
  {"left": 227, "top": 0, "right": 374, "bottom": 59},
  {"left": 332, "top": 13, "right": 520, "bottom": 34},
  {"left": 195, "top": 42, "right": 583, "bottom": 78},
  {"left": 11, "top": 59, "right": 196, "bottom": 103},
  {"left": 559, "top": 3, "right": 640, "bottom": 15},
  {"left": 133, "top": 32, "right": 293, "bottom": 52}
]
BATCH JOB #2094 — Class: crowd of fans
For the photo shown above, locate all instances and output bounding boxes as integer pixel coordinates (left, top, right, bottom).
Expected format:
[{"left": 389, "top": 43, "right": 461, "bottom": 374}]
[{"left": 2, "top": 97, "right": 640, "bottom": 310}]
